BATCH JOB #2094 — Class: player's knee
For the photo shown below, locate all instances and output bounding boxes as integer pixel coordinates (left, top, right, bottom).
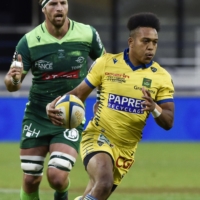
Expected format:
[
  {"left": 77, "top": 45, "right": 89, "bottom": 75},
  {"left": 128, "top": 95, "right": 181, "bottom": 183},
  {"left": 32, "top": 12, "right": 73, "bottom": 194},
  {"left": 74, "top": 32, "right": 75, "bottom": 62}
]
[
  {"left": 23, "top": 174, "right": 42, "bottom": 189},
  {"left": 95, "top": 178, "right": 113, "bottom": 196},
  {"left": 20, "top": 155, "right": 44, "bottom": 176},
  {"left": 48, "top": 172, "right": 68, "bottom": 190}
]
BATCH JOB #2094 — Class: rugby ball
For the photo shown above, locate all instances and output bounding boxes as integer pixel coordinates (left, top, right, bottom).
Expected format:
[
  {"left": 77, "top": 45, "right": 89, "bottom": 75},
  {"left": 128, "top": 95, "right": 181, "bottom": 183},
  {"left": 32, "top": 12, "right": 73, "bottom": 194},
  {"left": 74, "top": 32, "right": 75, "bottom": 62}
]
[{"left": 55, "top": 94, "right": 85, "bottom": 129}]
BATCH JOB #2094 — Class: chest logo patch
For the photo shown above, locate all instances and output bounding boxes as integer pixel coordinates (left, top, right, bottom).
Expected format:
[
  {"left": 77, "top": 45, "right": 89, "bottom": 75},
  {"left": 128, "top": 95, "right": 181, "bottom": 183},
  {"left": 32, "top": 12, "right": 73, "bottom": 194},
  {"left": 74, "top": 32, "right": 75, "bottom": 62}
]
[
  {"left": 113, "top": 58, "right": 118, "bottom": 64},
  {"left": 142, "top": 78, "right": 152, "bottom": 88},
  {"left": 58, "top": 49, "right": 65, "bottom": 58}
]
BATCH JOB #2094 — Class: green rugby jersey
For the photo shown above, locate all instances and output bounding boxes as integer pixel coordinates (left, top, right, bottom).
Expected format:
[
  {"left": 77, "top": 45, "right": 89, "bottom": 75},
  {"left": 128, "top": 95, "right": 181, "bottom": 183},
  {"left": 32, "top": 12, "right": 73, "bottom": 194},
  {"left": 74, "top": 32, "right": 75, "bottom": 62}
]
[{"left": 16, "top": 19, "right": 105, "bottom": 106}]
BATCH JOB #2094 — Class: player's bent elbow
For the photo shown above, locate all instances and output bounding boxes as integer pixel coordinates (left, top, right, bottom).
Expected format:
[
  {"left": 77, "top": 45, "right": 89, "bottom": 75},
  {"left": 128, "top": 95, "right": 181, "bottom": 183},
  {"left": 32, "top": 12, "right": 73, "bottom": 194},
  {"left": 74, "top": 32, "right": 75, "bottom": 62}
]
[
  {"left": 158, "top": 120, "right": 174, "bottom": 130},
  {"left": 164, "top": 125, "right": 173, "bottom": 131},
  {"left": 163, "top": 122, "right": 174, "bottom": 130}
]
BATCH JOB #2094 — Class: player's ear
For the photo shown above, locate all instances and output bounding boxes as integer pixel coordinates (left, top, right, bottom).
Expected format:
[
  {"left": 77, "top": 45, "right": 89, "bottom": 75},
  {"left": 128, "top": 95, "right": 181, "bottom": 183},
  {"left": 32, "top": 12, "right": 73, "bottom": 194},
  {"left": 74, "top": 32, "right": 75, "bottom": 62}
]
[{"left": 128, "top": 37, "right": 134, "bottom": 47}]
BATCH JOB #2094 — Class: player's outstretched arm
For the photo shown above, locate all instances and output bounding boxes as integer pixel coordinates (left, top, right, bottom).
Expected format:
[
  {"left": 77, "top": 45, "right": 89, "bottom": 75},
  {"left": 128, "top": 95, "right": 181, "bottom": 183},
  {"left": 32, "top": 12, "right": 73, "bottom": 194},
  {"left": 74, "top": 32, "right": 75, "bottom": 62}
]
[
  {"left": 4, "top": 54, "right": 25, "bottom": 92},
  {"left": 141, "top": 87, "right": 174, "bottom": 130}
]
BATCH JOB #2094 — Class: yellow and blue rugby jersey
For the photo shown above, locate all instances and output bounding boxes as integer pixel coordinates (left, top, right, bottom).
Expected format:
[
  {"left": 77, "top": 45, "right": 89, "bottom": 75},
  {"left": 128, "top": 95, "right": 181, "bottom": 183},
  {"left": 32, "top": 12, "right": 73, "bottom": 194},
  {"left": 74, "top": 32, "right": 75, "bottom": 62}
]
[{"left": 84, "top": 48, "right": 174, "bottom": 146}]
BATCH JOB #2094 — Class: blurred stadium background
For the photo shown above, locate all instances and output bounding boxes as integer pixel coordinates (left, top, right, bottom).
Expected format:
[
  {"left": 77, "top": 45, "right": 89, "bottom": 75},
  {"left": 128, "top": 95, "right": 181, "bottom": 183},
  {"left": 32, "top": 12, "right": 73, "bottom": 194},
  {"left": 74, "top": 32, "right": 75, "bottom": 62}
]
[{"left": 0, "top": 0, "right": 200, "bottom": 199}]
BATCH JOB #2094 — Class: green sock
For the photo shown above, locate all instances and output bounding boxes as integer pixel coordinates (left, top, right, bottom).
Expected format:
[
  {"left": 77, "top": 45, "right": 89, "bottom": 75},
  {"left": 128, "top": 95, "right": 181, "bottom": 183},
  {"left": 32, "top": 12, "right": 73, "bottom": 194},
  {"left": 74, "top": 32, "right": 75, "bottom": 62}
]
[
  {"left": 54, "top": 191, "right": 68, "bottom": 200},
  {"left": 20, "top": 187, "right": 39, "bottom": 200},
  {"left": 54, "top": 178, "right": 70, "bottom": 200}
]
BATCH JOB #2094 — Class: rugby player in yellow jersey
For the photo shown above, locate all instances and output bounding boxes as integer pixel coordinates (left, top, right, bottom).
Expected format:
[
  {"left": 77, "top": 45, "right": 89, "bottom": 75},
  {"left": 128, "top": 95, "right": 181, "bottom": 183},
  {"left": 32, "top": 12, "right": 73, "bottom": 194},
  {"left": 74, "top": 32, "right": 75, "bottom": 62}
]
[{"left": 47, "top": 12, "right": 175, "bottom": 200}]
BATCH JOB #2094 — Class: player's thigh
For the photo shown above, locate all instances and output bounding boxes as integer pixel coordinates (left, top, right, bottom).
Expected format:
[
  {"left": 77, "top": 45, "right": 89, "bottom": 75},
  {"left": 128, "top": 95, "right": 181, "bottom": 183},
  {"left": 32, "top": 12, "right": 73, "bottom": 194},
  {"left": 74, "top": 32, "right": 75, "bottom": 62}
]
[
  {"left": 80, "top": 130, "right": 114, "bottom": 180},
  {"left": 87, "top": 152, "right": 114, "bottom": 181},
  {"left": 48, "top": 126, "right": 84, "bottom": 172},
  {"left": 20, "top": 146, "right": 49, "bottom": 156},
  {"left": 50, "top": 124, "right": 84, "bottom": 153}
]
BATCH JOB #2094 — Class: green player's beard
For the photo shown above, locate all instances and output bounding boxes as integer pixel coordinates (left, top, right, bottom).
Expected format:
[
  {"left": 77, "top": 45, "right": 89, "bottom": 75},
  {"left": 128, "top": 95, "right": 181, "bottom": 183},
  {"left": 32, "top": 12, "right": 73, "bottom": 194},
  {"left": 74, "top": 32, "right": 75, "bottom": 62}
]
[{"left": 52, "top": 15, "right": 67, "bottom": 28}]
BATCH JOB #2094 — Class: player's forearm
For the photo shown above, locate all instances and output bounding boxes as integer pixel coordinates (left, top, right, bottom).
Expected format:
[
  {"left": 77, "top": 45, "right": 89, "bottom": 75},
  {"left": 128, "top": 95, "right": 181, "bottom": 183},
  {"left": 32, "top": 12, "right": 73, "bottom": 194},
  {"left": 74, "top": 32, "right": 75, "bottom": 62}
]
[
  {"left": 154, "top": 110, "right": 174, "bottom": 130},
  {"left": 4, "top": 74, "right": 21, "bottom": 92},
  {"left": 67, "top": 81, "right": 93, "bottom": 103}
]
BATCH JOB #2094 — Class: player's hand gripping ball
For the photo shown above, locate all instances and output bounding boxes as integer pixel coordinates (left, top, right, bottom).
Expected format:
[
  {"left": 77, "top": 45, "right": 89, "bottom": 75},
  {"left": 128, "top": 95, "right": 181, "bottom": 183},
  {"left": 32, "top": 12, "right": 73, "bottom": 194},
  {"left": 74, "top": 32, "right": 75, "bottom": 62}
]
[{"left": 55, "top": 94, "right": 85, "bottom": 129}]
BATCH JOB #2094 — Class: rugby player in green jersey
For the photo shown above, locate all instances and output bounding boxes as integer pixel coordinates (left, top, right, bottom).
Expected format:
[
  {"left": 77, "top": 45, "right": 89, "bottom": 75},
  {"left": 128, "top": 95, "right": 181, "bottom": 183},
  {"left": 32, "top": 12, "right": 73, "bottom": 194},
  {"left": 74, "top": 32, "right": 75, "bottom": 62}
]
[
  {"left": 46, "top": 12, "right": 175, "bottom": 200},
  {"left": 4, "top": 0, "right": 105, "bottom": 200}
]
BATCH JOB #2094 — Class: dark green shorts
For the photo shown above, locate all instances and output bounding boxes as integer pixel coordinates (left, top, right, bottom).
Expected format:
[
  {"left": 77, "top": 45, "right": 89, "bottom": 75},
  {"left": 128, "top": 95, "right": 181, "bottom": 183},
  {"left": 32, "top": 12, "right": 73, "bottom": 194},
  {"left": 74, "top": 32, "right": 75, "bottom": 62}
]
[{"left": 20, "top": 101, "right": 84, "bottom": 153}]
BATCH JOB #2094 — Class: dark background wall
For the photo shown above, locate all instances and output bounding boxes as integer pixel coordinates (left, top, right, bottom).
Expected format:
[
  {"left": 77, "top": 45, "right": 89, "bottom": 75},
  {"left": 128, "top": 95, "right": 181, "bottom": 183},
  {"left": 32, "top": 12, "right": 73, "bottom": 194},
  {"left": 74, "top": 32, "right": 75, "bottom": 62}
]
[{"left": 1, "top": 0, "right": 200, "bottom": 71}]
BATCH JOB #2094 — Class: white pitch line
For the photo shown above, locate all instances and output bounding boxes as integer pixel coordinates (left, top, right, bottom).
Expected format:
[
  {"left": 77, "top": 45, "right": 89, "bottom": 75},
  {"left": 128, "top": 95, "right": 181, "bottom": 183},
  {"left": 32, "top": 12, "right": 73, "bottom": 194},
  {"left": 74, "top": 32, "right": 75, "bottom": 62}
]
[{"left": 0, "top": 188, "right": 52, "bottom": 193}]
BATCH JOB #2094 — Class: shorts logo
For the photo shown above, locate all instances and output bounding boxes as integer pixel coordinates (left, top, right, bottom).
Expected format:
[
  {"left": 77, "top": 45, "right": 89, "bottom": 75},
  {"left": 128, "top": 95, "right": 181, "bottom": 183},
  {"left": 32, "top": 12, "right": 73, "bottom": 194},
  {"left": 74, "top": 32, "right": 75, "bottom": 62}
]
[
  {"left": 116, "top": 156, "right": 134, "bottom": 169},
  {"left": 108, "top": 94, "right": 145, "bottom": 114},
  {"left": 64, "top": 129, "right": 79, "bottom": 141},
  {"left": 23, "top": 123, "right": 40, "bottom": 138},
  {"left": 142, "top": 78, "right": 152, "bottom": 88},
  {"left": 97, "top": 134, "right": 114, "bottom": 147}
]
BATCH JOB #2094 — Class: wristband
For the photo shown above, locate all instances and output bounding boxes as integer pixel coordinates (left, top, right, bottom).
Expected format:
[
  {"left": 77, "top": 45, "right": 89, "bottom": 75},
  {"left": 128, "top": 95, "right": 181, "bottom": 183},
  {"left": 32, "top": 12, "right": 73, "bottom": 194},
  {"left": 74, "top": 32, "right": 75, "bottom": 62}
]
[
  {"left": 151, "top": 104, "right": 162, "bottom": 118},
  {"left": 96, "top": 89, "right": 100, "bottom": 102},
  {"left": 11, "top": 77, "right": 21, "bottom": 85}
]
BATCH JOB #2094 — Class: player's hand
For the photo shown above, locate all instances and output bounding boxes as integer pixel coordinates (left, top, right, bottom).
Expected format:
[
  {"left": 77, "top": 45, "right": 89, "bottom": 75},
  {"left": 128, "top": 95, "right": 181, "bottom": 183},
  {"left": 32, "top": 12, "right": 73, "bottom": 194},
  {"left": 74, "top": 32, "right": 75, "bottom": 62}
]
[
  {"left": 46, "top": 96, "right": 64, "bottom": 126},
  {"left": 9, "top": 53, "right": 23, "bottom": 82},
  {"left": 141, "top": 87, "right": 156, "bottom": 112}
]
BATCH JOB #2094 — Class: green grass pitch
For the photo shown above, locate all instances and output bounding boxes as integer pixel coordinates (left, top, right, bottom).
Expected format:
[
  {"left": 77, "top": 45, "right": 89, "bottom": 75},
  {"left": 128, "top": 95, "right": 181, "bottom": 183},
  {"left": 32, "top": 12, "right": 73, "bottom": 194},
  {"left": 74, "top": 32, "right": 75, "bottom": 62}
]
[{"left": 1, "top": 142, "right": 200, "bottom": 200}]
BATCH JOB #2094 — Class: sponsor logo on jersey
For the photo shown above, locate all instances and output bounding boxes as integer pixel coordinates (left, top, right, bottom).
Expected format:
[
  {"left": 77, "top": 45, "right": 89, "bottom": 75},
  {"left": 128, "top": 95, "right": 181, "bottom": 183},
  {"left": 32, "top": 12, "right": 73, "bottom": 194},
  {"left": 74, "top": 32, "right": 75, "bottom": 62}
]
[
  {"left": 113, "top": 58, "right": 118, "bottom": 64},
  {"left": 105, "top": 72, "right": 129, "bottom": 78},
  {"left": 150, "top": 67, "right": 157, "bottom": 72},
  {"left": 71, "top": 64, "right": 83, "bottom": 70},
  {"left": 134, "top": 85, "right": 155, "bottom": 94},
  {"left": 76, "top": 56, "right": 85, "bottom": 64},
  {"left": 63, "top": 128, "right": 79, "bottom": 141},
  {"left": 36, "top": 36, "right": 41, "bottom": 42},
  {"left": 35, "top": 60, "right": 53, "bottom": 70},
  {"left": 105, "top": 72, "right": 129, "bottom": 83},
  {"left": 108, "top": 93, "right": 145, "bottom": 114},
  {"left": 142, "top": 78, "right": 152, "bottom": 88},
  {"left": 58, "top": 49, "right": 65, "bottom": 58},
  {"left": 42, "top": 70, "right": 80, "bottom": 80}
]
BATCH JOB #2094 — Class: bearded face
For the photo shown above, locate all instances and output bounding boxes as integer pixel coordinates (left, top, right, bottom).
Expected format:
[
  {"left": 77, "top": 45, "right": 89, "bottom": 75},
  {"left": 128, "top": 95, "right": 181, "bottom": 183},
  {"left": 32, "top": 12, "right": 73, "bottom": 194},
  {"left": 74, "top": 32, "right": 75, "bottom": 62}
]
[{"left": 43, "top": 0, "right": 68, "bottom": 28}]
